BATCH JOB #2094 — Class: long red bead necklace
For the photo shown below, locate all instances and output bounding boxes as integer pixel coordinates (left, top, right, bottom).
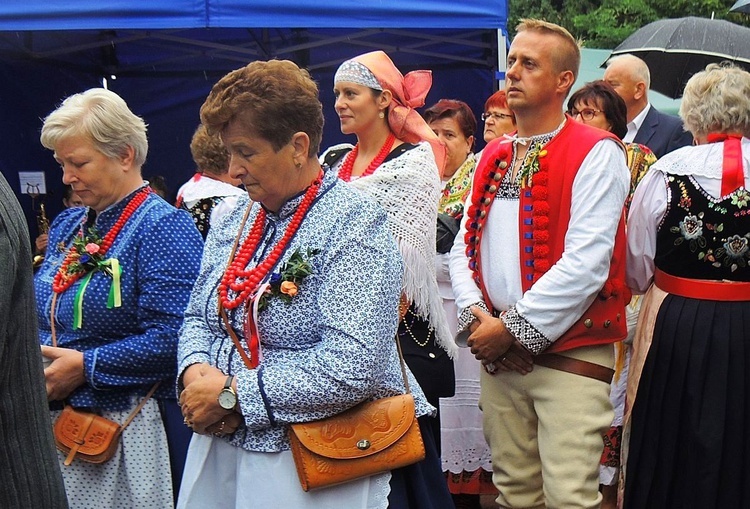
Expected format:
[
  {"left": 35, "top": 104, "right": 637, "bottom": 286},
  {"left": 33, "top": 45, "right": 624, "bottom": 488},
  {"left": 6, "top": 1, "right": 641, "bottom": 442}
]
[
  {"left": 337, "top": 132, "right": 396, "bottom": 182},
  {"left": 218, "top": 170, "right": 324, "bottom": 310},
  {"left": 52, "top": 187, "right": 152, "bottom": 294}
]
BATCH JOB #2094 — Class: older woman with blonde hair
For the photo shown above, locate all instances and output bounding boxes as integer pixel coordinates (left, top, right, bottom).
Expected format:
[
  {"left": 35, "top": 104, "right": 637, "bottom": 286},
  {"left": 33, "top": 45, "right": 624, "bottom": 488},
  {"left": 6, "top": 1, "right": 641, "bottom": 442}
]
[
  {"left": 35, "top": 88, "right": 203, "bottom": 508},
  {"left": 623, "top": 63, "right": 750, "bottom": 508}
]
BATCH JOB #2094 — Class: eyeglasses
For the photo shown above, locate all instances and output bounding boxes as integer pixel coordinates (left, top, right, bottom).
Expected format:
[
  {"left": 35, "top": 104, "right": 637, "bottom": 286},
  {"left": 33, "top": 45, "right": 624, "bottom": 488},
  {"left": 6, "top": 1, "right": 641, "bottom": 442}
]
[
  {"left": 481, "top": 112, "right": 514, "bottom": 122},
  {"left": 569, "top": 108, "right": 603, "bottom": 121}
]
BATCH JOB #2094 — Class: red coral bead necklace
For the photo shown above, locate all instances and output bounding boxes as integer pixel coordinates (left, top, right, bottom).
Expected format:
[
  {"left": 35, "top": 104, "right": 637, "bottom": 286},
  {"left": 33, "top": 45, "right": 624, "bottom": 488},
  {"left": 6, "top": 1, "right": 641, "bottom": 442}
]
[
  {"left": 219, "top": 170, "right": 324, "bottom": 310},
  {"left": 52, "top": 187, "right": 152, "bottom": 294},
  {"left": 337, "top": 132, "right": 396, "bottom": 182}
]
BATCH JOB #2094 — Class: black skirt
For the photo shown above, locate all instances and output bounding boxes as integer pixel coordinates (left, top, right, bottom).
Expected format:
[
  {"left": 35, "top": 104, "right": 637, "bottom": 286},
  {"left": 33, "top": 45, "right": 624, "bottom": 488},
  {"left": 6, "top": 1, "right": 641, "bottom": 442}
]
[{"left": 624, "top": 294, "right": 750, "bottom": 508}]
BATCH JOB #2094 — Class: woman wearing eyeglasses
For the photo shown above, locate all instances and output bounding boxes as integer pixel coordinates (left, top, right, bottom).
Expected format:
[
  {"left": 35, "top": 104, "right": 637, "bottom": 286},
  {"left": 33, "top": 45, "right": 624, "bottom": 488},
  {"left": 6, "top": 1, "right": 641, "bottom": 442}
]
[
  {"left": 567, "top": 80, "right": 656, "bottom": 509},
  {"left": 481, "top": 91, "right": 516, "bottom": 144}
]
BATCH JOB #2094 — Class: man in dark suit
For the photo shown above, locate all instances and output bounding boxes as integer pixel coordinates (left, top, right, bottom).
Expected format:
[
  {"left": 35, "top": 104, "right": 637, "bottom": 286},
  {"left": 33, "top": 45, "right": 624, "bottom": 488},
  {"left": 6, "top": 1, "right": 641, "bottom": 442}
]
[{"left": 604, "top": 54, "right": 693, "bottom": 158}]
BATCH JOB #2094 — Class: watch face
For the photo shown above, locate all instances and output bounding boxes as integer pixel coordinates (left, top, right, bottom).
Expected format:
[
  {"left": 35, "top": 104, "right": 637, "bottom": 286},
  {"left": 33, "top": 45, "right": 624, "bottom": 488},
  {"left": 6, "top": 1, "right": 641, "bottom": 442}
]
[{"left": 218, "top": 389, "right": 236, "bottom": 410}]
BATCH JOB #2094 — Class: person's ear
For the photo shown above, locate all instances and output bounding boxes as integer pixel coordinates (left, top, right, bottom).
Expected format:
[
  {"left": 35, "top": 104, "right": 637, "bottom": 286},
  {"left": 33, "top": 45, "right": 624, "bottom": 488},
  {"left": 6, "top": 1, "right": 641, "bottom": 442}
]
[
  {"left": 633, "top": 81, "right": 647, "bottom": 101},
  {"left": 557, "top": 70, "right": 575, "bottom": 95},
  {"left": 119, "top": 145, "right": 136, "bottom": 169},
  {"left": 290, "top": 132, "right": 311, "bottom": 165},
  {"left": 378, "top": 89, "right": 393, "bottom": 111}
]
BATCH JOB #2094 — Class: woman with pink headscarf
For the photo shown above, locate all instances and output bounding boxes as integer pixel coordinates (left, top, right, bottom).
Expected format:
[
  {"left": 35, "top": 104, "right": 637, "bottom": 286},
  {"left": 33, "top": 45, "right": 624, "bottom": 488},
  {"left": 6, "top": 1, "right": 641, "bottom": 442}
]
[{"left": 322, "top": 50, "right": 456, "bottom": 509}]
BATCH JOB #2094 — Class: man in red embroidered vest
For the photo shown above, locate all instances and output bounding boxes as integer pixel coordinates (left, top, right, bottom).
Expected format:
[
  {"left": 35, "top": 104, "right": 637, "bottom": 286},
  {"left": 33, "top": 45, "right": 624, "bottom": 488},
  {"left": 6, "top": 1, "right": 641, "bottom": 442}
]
[{"left": 449, "top": 19, "right": 630, "bottom": 509}]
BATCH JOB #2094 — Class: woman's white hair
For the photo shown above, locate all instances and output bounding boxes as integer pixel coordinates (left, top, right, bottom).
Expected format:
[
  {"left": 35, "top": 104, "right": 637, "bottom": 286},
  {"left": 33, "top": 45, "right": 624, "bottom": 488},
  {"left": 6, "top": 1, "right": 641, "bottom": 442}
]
[
  {"left": 40, "top": 88, "right": 148, "bottom": 167},
  {"left": 680, "top": 63, "right": 750, "bottom": 138}
]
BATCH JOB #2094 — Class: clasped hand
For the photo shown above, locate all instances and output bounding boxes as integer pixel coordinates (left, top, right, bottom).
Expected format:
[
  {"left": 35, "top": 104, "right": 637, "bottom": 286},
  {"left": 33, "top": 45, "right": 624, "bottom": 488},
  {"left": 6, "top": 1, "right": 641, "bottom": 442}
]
[
  {"left": 466, "top": 306, "right": 533, "bottom": 375},
  {"left": 41, "top": 345, "right": 85, "bottom": 401},
  {"left": 179, "top": 363, "right": 241, "bottom": 436}
]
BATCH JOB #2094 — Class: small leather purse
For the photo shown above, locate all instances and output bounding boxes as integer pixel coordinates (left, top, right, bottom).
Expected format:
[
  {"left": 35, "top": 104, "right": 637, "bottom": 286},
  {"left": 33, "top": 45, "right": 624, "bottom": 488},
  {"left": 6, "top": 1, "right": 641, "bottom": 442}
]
[
  {"left": 287, "top": 336, "right": 426, "bottom": 491},
  {"left": 54, "top": 407, "right": 123, "bottom": 465},
  {"left": 53, "top": 383, "right": 160, "bottom": 466},
  {"left": 48, "top": 293, "right": 161, "bottom": 466}
]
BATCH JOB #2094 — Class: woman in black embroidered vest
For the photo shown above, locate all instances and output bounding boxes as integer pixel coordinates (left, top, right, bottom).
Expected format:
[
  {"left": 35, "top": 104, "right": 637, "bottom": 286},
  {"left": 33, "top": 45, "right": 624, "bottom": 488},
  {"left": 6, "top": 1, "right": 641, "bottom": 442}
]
[{"left": 624, "top": 63, "right": 750, "bottom": 508}]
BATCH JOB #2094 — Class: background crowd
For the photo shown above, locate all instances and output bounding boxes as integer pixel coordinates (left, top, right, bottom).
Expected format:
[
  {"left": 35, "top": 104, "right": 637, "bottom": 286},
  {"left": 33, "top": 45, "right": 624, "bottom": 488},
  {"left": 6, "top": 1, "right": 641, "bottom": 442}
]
[{"left": 2, "top": 15, "right": 748, "bottom": 509}]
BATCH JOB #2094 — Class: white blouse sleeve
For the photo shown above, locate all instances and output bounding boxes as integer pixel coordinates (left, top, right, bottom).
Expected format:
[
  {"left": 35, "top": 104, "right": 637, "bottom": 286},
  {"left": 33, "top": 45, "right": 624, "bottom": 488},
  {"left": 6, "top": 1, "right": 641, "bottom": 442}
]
[{"left": 625, "top": 168, "right": 669, "bottom": 293}]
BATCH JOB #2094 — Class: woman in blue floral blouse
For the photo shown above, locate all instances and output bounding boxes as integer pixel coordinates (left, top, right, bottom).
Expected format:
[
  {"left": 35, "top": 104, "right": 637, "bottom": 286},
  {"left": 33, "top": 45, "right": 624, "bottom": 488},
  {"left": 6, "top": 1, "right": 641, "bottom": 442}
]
[
  {"left": 35, "top": 88, "right": 204, "bottom": 508},
  {"left": 623, "top": 63, "right": 750, "bottom": 508},
  {"left": 176, "top": 59, "right": 435, "bottom": 508}
]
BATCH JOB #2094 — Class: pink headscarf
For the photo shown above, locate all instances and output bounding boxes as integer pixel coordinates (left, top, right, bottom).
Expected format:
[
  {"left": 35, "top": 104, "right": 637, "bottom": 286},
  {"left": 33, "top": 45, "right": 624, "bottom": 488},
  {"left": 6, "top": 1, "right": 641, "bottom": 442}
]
[{"left": 353, "top": 51, "right": 446, "bottom": 176}]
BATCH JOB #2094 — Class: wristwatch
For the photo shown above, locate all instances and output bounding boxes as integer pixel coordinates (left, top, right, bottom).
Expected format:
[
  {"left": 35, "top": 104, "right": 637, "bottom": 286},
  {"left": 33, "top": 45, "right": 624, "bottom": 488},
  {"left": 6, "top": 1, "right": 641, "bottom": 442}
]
[{"left": 217, "top": 375, "right": 237, "bottom": 411}]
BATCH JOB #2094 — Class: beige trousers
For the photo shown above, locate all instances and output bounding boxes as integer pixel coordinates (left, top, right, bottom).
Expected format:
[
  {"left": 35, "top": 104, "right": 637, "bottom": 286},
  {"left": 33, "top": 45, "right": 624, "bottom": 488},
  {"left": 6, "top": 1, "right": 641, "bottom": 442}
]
[{"left": 480, "top": 344, "right": 614, "bottom": 509}]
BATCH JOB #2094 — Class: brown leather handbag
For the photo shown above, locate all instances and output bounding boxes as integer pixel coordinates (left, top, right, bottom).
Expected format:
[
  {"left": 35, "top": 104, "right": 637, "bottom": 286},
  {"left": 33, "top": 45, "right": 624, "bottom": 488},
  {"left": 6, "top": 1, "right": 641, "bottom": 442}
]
[
  {"left": 48, "top": 297, "right": 161, "bottom": 466},
  {"left": 53, "top": 383, "right": 160, "bottom": 466},
  {"left": 288, "top": 336, "right": 426, "bottom": 491}
]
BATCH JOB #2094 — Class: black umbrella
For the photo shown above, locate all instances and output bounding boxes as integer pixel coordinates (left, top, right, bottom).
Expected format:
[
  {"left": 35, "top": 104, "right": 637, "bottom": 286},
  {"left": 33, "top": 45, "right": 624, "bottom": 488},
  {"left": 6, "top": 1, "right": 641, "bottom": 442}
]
[
  {"left": 730, "top": 0, "right": 750, "bottom": 14},
  {"left": 607, "top": 16, "right": 750, "bottom": 98}
]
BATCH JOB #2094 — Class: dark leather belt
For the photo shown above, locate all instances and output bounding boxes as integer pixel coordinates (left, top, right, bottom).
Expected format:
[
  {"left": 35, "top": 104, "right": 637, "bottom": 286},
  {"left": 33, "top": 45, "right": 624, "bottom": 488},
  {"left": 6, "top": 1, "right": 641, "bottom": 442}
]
[{"left": 534, "top": 353, "right": 614, "bottom": 384}]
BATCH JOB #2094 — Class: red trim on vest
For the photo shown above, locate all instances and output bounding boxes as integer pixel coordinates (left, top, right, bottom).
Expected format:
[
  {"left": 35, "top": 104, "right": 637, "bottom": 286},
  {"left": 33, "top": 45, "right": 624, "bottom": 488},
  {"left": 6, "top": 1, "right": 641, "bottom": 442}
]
[{"left": 467, "top": 119, "right": 631, "bottom": 353}]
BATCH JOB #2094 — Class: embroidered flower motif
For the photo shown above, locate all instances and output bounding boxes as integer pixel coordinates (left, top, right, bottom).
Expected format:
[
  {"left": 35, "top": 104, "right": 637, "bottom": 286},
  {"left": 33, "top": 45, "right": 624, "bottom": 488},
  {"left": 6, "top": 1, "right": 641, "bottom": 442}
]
[
  {"left": 679, "top": 214, "right": 703, "bottom": 240},
  {"left": 257, "top": 247, "right": 320, "bottom": 311},
  {"left": 723, "top": 234, "right": 749, "bottom": 260},
  {"left": 731, "top": 189, "right": 750, "bottom": 209},
  {"left": 517, "top": 144, "right": 544, "bottom": 188},
  {"left": 676, "top": 179, "right": 692, "bottom": 210},
  {"left": 671, "top": 214, "right": 708, "bottom": 252}
]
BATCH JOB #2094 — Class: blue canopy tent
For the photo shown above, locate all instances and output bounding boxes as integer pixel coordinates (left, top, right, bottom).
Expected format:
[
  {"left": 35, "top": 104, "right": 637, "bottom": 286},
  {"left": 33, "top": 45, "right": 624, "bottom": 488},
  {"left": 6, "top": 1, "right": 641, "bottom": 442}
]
[{"left": 0, "top": 0, "right": 507, "bottom": 230}]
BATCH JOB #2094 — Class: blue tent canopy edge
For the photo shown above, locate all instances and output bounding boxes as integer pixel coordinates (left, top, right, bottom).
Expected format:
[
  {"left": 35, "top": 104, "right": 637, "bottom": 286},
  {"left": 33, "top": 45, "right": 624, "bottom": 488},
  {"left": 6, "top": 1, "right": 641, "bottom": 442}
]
[{"left": 0, "top": 0, "right": 507, "bottom": 235}]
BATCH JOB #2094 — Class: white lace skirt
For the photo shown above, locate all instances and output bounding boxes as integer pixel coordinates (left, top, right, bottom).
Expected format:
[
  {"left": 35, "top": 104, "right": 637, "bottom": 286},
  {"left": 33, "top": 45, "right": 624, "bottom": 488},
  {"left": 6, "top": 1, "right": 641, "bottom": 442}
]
[
  {"left": 177, "top": 434, "right": 391, "bottom": 509},
  {"left": 51, "top": 399, "right": 174, "bottom": 509}
]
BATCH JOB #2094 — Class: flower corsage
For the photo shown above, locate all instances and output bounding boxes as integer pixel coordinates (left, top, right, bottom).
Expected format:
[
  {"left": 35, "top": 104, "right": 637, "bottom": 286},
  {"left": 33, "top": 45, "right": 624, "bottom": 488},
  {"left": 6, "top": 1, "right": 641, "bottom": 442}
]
[
  {"left": 54, "top": 226, "right": 123, "bottom": 329},
  {"left": 258, "top": 247, "right": 320, "bottom": 311}
]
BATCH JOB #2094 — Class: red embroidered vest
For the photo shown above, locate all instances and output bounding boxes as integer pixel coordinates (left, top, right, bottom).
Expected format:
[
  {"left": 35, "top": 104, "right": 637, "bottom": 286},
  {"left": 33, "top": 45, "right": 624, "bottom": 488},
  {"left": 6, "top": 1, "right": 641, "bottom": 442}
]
[{"left": 469, "top": 119, "right": 631, "bottom": 353}]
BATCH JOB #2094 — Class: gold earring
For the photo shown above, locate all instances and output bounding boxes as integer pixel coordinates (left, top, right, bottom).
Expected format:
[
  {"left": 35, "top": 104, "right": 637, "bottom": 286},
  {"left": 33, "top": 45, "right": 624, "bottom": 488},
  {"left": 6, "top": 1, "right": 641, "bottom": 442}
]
[
  {"left": 378, "top": 111, "right": 385, "bottom": 119},
  {"left": 295, "top": 161, "right": 302, "bottom": 169}
]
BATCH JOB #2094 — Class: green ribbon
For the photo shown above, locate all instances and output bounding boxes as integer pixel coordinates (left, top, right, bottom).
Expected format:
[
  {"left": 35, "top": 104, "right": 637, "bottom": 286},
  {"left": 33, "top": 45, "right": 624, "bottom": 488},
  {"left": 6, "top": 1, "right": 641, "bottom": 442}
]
[
  {"left": 70, "top": 258, "right": 122, "bottom": 330},
  {"left": 105, "top": 258, "right": 122, "bottom": 309}
]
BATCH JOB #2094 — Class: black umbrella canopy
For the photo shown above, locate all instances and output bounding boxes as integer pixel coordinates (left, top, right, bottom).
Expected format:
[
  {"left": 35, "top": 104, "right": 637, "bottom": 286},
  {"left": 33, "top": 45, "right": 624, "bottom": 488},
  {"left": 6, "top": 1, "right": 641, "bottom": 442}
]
[
  {"left": 608, "top": 16, "right": 750, "bottom": 98},
  {"left": 730, "top": 0, "right": 750, "bottom": 14}
]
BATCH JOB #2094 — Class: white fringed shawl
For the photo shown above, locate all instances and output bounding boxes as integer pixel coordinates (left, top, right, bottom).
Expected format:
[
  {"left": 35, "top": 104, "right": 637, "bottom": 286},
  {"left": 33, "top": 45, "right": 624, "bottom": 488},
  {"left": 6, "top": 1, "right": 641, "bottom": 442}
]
[{"left": 322, "top": 141, "right": 457, "bottom": 357}]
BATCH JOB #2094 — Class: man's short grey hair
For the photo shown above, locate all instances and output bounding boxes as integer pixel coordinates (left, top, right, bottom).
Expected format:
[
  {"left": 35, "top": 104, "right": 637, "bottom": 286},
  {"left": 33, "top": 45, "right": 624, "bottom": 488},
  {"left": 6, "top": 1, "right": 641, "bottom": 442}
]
[
  {"left": 680, "top": 63, "right": 750, "bottom": 137},
  {"left": 40, "top": 88, "right": 148, "bottom": 167},
  {"left": 607, "top": 54, "right": 651, "bottom": 89}
]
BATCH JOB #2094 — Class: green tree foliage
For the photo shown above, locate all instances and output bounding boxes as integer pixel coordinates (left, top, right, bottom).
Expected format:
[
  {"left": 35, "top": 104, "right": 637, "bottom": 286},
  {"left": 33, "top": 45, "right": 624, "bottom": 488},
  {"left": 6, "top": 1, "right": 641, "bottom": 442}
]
[{"left": 507, "top": 0, "right": 750, "bottom": 49}]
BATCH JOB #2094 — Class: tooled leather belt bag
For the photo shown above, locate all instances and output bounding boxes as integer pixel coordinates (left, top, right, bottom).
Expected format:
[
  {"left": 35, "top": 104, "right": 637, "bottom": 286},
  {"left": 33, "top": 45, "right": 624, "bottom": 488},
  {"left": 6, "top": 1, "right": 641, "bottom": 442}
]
[
  {"left": 287, "top": 334, "right": 425, "bottom": 491},
  {"left": 288, "top": 392, "right": 425, "bottom": 491}
]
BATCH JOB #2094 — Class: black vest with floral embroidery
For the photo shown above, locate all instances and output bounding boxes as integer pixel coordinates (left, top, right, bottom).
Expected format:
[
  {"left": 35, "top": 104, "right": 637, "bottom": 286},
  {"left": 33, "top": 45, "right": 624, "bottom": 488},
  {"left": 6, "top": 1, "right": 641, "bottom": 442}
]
[{"left": 655, "top": 174, "right": 750, "bottom": 281}]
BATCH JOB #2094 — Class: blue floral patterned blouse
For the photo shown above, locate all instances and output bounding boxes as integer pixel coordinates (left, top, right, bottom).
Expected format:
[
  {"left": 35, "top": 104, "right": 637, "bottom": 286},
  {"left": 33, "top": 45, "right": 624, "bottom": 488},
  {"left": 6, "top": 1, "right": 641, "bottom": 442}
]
[
  {"left": 35, "top": 186, "right": 203, "bottom": 410},
  {"left": 177, "top": 168, "right": 433, "bottom": 453}
]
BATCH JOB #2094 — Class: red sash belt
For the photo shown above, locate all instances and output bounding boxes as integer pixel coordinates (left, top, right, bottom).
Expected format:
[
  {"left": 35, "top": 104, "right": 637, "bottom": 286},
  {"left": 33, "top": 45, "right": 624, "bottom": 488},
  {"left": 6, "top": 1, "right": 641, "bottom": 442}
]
[{"left": 654, "top": 268, "right": 750, "bottom": 301}]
